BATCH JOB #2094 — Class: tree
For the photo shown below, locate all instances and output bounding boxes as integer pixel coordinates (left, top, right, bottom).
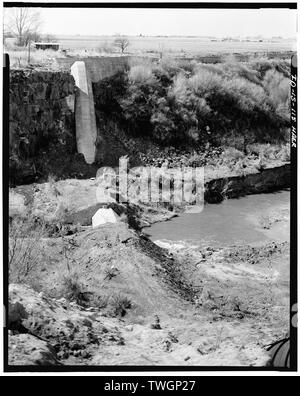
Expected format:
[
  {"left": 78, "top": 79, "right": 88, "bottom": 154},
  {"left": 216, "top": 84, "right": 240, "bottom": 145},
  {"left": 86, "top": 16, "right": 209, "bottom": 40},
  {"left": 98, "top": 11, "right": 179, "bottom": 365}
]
[
  {"left": 114, "top": 36, "right": 130, "bottom": 54},
  {"left": 42, "top": 34, "right": 57, "bottom": 43},
  {"left": 23, "top": 30, "right": 41, "bottom": 47},
  {"left": 5, "top": 8, "right": 41, "bottom": 47}
]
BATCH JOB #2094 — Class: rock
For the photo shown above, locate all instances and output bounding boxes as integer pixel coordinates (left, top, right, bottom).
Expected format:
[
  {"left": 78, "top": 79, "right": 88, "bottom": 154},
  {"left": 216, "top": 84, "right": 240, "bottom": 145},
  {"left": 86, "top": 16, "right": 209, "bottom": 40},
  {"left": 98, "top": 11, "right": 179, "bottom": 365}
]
[
  {"left": 92, "top": 208, "right": 120, "bottom": 228},
  {"left": 8, "top": 302, "right": 28, "bottom": 331},
  {"left": 197, "top": 347, "right": 204, "bottom": 355},
  {"left": 8, "top": 284, "right": 122, "bottom": 366},
  {"left": 82, "top": 319, "right": 93, "bottom": 328},
  {"left": 57, "top": 350, "right": 69, "bottom": 360},
  {"left": 150, "top": 315, "right": 162, "bottom": 330},
  {"left": 70, "top": 342, "right": 82, "bottom": 351},
  {"left": 9, "top": 70, "right": 75, "bottom": 184},
  {"left": 125, "top": 325, "right": 133, "bottom": 332},
  {"left": 80, "top": 350, "right": 90, "bottom": 359},
  {"left": 9, "top": 333, "right": 60, "bottom": 366}
]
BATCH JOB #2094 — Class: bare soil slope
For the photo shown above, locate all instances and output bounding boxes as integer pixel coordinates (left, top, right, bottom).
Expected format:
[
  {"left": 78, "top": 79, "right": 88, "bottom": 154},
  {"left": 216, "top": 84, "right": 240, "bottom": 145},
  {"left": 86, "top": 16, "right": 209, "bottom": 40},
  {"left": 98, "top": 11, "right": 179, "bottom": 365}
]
[{"left": 8, "top": 220, "right": 283, "bottom": 367}]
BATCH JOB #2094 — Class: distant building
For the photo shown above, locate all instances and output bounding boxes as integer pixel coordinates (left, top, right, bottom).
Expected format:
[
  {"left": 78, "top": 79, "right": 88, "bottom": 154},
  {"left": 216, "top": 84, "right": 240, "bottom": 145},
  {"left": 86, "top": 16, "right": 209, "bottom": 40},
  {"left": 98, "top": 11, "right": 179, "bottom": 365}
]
[{"left": 35, "top": 42, "right": 60, "bottom": 51}]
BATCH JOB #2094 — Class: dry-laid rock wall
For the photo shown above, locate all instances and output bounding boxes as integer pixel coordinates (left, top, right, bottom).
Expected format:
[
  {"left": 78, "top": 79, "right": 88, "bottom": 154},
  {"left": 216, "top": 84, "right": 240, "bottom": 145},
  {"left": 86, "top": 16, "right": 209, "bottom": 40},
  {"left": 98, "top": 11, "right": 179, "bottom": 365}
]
[{"left": 9, "top": 69, "right": 75, "bottom": 184}]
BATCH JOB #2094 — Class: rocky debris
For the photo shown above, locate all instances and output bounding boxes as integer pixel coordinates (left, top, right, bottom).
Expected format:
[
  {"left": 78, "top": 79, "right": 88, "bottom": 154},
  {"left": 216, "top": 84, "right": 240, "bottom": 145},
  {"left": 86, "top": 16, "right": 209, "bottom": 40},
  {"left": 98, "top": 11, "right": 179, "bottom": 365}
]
[
  {"left": 8, "top": 283, "right": 125, "bottom": 365},
  {"left": 161, "top": 332, "right": 179, "bottom": 352},
  {"left": 259, "top": 208, "right": 289, "bottom": 229},
  {"left": 150, "top": 315, "right": 162, "bottom": 330},
  {"left": 170, "top": 238, "right": 289, "bottom": 341},
  {"left": 8, "top": 301, "right": 28, "bottom": 332},
  {"left": 219, "top": 242, "right": 288, "bottom": 264},
  {"left": 9, "top": 333, "right": 60, "bottom": 366},
  {"left": 138, "top": 146, "right": 224, "bottom": 169}
]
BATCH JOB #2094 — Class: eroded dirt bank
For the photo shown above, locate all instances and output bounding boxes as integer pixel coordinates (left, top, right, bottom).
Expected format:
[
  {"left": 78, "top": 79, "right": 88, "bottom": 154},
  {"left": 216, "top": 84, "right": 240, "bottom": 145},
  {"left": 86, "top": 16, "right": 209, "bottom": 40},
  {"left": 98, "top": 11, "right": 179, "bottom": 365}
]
[
  {"left": 204, "top": 163, "right": 290, "bottom": 203},
  {"left": 9, "top": 222, "right": 282, "bottom": 367}
]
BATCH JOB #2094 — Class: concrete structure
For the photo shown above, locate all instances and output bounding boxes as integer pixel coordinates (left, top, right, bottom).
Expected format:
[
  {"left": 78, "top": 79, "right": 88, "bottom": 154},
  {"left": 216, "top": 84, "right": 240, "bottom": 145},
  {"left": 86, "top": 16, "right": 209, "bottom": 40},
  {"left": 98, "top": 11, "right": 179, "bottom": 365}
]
[
  {"left": 92, "top": 208, "right": 120, "bottom": 228},
  {"left": 70, "top": 61, "right": 97, "bottom": 164},
  {"left": 57, "top": 56, "right": 153, "bottom": 83},
  {"left": 67, "top": 57, "right": 155, "bottom": 164}
]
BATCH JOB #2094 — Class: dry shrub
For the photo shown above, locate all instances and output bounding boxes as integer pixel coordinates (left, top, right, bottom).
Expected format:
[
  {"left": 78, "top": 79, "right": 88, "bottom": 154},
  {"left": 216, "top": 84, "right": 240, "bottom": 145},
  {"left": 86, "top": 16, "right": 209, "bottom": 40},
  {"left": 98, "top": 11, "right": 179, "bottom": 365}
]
[
  {"left": 121, "top": 57, "right": 289, "bottom": 145},
  {"left": 6, "top": 47, "right": 61, "bottom": 68},
  {"left": 219, "top": 62, "right": 262, "bottom": 86},
  {"left": 221, "top": 147, "right": 245, "bottom": 164},
  {"left": 192, "top": 62, "right": 223, "bottom": 77},
  {"left": 110, "top": 294, "right": 132, "bottom": 317},
  {"left": 277, "top": 143, "right": 290, "bottom": 162},
  {"left": 189, "top": 69, "right": 268, "bottom": 112},
  {"left": 263, "top": 69, "right": 290, "bottom": 120},
  {"left": 62, "top": 273, "right": 90, "bottom": 305},
  {"left": 256, "top": 158, "right": 267, "bottom": 172},
  {"left": 171, "top": 72, "right": 188, "bottom": 100},
  {"left": 186, "top": 152, "right": 205, "bottom": 167},
  {"left": 223, "top": 77, "right": 269, "bottom": 112},
  {"left": 9, "top": 217, "right": 45, "bottom": 283},
  {"left": 128, "top": 65, "right": 154, "bottom": 84},
  {"left": 189, "top": 69, "right": 224, "bottom": 95},
  {"left": 248, "top": 143, "right": 288, "bottom": 161},
  {"left": 258, "top": 144, "right": 278, "bottom": 160}
]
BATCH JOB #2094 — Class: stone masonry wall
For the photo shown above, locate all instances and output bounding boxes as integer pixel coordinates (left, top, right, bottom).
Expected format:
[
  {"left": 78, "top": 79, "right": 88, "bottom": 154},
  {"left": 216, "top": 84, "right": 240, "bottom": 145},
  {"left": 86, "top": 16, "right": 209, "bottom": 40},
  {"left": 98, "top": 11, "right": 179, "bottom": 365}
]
[{"left": 9, "top": 69, "right": 75, "bottom": 184}]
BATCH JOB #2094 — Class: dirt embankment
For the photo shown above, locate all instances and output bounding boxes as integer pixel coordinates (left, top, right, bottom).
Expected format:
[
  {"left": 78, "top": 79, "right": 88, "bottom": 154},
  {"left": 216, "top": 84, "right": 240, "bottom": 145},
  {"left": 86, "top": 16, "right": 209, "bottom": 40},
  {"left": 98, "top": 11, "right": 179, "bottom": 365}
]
[
  {"left": 204, "top": 163, "right": 290, "bottom": 203},
  {"left": 9, "top": 222, "right": 277, "bottom": 367},
  {"left": 8, "top": 201, "right": 289, "bottom": 366}
]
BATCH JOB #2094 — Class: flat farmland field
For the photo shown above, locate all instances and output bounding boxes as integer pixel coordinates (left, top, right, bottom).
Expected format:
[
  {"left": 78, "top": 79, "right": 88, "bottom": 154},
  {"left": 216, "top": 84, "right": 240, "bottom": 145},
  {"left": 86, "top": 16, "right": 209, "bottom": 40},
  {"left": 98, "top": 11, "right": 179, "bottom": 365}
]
[{"left": 57, "top": 35, "right": 296, "bottom": 54}]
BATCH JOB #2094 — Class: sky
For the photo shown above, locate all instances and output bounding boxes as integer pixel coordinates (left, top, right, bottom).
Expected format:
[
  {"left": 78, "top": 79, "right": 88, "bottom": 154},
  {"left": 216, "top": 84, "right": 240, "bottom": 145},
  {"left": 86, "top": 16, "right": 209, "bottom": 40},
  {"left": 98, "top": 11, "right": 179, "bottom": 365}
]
[{"left": 4, "top": 7, "right": 298, "bottom": 38}]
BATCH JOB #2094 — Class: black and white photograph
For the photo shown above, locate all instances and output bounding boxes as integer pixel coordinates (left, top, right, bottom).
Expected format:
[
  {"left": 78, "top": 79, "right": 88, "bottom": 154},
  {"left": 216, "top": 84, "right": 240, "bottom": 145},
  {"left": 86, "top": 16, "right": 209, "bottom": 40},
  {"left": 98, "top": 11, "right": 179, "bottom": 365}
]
[{"left": 1, "top": 1, "right": 298, "bottom": 374}]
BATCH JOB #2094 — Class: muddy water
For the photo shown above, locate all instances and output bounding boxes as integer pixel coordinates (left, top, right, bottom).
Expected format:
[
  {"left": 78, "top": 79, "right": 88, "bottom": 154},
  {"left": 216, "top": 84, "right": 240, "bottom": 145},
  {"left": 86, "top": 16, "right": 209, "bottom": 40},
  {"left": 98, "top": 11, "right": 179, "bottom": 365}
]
[{"left": 144, "top": 190, "right": 290, "bottom": 249}]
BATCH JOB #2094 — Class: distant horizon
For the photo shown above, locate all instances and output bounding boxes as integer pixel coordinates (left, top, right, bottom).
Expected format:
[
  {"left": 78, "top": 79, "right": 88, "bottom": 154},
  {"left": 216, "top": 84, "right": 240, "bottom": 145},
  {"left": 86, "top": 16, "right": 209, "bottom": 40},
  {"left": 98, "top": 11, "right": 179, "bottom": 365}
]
[
  {"left": 53, "top": 34, "right": 296, "bottom": 39},
  {"left": 3, "top": 7, "right": 297, "bottom": 39}
]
